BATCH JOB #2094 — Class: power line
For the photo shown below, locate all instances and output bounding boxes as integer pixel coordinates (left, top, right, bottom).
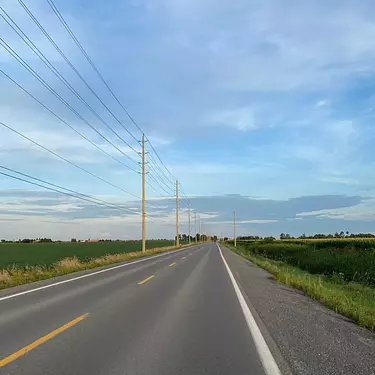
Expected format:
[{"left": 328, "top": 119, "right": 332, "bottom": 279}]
[
  {"left": 147, "top": 162, "right": 175, "bottom": 195},
  {"left": 44, "top": 0, "right": 183, "bottom": 191},
  {"left": 147, "top": 173, "right": 174, "bottom": 198},
  {"left": 147, "top": 152, "right": 175, "bottom": 186},
  {"left": 0, "top": 120, "right": 140, "bottom": 200},
  {"left": 0, "top": 6, "right": 140, "bottom": 158},
  {"left": 0, "top": 70, "right": 139, "bottom": 174},
  {"left": 0, "top": 171, "right": 134, "bottom": 215},
  {"left": 17, "top": 0, "right": 141, "bottom": 146},
  {"left": 0, "top": 165, "right": 139, "bottom": 215},
  {"left": 0, "top": 39, "right": 140, "bottom": 167},
  {"left": 0, "top": 166, "right": 171, "bottom": 225},
  {"left": 44, "top": 0, "right": 144, "bottom": 138}
]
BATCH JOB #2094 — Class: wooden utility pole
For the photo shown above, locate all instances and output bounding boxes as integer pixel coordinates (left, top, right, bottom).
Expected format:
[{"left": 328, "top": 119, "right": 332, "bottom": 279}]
[
  {"left": 176, "top": 180, "right": 179, "bottom": 246},
  {"left": 141, "top": 134, "right": 146, "bottom": 252},
  {"left": 234, "top": 210, "right": 236, "bottom": 248},
  {"left": 195, "top": 212, "right": 197, "bottom": 243},
  {"left": 188, "top": 200, "right": 191, "bottom": 244}
]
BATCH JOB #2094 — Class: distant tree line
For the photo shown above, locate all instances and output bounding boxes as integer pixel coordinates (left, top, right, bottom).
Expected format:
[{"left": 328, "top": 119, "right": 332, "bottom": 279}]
[
  {"left": 281, "top": 232, "right": 375, "bottom": 240},
  {"left": 234, "top": 232, "right": 375, "bottom": 241}
]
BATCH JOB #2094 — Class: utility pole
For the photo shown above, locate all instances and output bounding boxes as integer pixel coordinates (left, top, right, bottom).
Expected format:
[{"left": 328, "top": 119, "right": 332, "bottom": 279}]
[
  {"left": 199, "top": 218, "right": 202, "bottom": 241},
  {"left": 234, "top": 210, "right": 236, "bottom": 248},
  {"left": 195, "top": 212, "right": 197, "bottom": 243},
  {"left": 176, "top": 180, "right": 179, "bottom": 246},
  {"left": 141, "top": 134, "right": 146, "bottom": 252},
  {"left": 188, "top": 200, "right": 191, "bottom": 244}
]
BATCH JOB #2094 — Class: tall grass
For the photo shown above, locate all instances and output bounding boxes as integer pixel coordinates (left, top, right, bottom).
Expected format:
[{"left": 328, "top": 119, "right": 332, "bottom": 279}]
[
  {"left": 233, "top": 239, "right": 375, "bottom": 285},
  {"left": 227, "top": 243, "right": 375, "bottom": 331},
  {"left": 0, "top": 244, "right": 189, "bottom": 290}
]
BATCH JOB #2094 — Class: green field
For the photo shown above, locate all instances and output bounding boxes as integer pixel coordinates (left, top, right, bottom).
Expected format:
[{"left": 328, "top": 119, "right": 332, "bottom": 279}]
[
  {"left": 235, "top": 239, "right": 375, "bottom": 285},
  {"left": 0, "top": 240, "right": 178, "bottom": 269},
  {"left": 228, "top": 239, "right": 375, "bottom": 331}
]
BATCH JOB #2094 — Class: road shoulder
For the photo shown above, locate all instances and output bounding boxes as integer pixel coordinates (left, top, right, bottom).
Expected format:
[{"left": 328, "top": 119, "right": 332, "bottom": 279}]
[{"left": 220, "top": 244, "right": 375, "bottom": 375}]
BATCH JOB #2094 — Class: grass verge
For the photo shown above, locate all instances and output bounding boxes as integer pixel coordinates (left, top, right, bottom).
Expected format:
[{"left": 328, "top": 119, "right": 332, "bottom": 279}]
[
  {"left": 226, "top": 243, "right": 375, "bottom": 332},
  {"left": 0, "top": 244, "right": 191, "bottom": 290}
]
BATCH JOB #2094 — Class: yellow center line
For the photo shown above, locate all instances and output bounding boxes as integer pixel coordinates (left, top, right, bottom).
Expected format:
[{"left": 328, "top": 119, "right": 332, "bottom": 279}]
[
  {"left": 169, "top": 262, "right": 176, "bottom": 267},
  {"left": 0, "top": 313, "right": 89, "bottom": 368},
  {"left": 138, "top": 275, "right": 155, "bottom": 285}
]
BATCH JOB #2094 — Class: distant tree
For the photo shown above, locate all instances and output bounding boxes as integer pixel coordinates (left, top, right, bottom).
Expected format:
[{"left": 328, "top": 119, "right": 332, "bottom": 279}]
[
  {"left": 346, "top": 231, "right": 349, "bottom": 237},
  {"left": 280, "top": 233, "right": 286, "bottom": 240},
  {"left": 213, "top": 235, "right": 218, "bottom": 242},
  {"left": 196, "top": 233, "right": 201, "bottom": 242},
  {"left": 263, "top": 236, "right": 275, "bottom": 243},
  {"left": 339, "top": 231, "right": 345, "bottom": 238},
  {"left": 334, "top": 232, "right": 340, "bottom": 238},
  {"left": 71, "top": 238, "right": 77, "bottom": 242},
  {"left": 39, "top": 238, "right": 52, "bottom": 243},
  {"left": 300, "top": 233, "right": 306, "bottom": 239},
  {"left": 1, "top": 239, "right": 5, "bottom": 243}
]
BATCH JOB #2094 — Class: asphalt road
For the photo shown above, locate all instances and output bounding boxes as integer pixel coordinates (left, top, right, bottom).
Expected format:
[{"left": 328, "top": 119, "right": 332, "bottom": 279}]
[
  {"left": 1, "top": 243, "right": 374, "bottom": 375},
  {"left": 0, "top": 243, "right": 272, "bottom": 375}
]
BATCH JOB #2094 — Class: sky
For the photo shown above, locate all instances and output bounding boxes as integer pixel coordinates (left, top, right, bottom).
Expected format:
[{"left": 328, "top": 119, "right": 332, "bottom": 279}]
[{"left": 1, "top": 0, "right": 375, "bottom": 240}]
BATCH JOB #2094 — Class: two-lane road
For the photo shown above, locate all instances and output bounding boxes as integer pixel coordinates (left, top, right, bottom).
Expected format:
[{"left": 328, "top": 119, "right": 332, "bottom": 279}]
[{"left": 0, "top": 243, "right": 278, "bottom": 375}]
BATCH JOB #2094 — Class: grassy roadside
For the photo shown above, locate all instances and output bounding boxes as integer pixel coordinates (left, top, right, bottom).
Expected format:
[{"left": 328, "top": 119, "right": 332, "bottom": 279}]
[
  {"left": 225, "top": 243, "right": 375, "bottom": 332},
  {"left": 0, "top": 240, "right": 186, "bottom": 269},
  {"left": 0, "top": 244, "right": 192, "bottom": 291}
]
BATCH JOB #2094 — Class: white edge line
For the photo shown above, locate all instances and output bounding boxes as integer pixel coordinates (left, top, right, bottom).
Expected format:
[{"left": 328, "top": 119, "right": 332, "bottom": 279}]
[
  {"left": 217, "top": 243, "right": 282, "bottom": 375},
  {"left": 0, "top": 246, "right": 191, "bottom": 302}
]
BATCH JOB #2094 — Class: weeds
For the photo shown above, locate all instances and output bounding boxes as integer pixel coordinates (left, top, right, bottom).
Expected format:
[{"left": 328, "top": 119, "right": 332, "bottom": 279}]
[
  {"left": 228, "top": 243, "right": 375, "bottom": 332},
  {"left": 0, "top": 244, "right": 188, "bottom": 290},
  {"left": 231, "top": 239, "right": 375, "bottom": 285}
]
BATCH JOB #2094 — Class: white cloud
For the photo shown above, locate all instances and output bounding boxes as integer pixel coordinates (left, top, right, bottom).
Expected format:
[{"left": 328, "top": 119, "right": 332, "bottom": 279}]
[
  {"left": 208, "top": 107, "right": 256, "bottom": 131},
  {"left": 297, "top": 199, "right": 375, "bottom": 221}
]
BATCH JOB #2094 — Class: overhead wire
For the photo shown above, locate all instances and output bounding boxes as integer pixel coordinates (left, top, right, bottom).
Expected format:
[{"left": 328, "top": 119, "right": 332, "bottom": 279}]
[
  {"left": 0, "top": 166, "right": 170, "bottom": 224},
  {"left": 44, "top": 0, "right": 186, "bottom": 195},
  {"left": 0, "top": 6, "right": 140, "bottom": 159},
  {"left": 147, "top": 163, "right": 175, "bottom": 196},
  {"left": 0, "top": 165, "right": 138, "bottom": 215},
  {"left": 17, "top": 0, "right": 141, "bottom": 146},
  {"left": 44, "top": 0, "right": 143, "bottom": 140},
  {"left": 0, "top": 120, "right": 140, "bottom": 200},
  {"left": 2, "top": 1, "right": 196, "bottom": 230},
  {"left": 0, "top": 70, "right": 139, "bottom": 174},
  {"left": 0, "top": 39, "right": 140, "bottom": 168}
]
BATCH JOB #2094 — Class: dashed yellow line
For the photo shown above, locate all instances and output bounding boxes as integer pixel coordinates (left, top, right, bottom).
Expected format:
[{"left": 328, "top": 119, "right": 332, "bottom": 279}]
[
  {"left": 138, "top": 275, "right": 155, "bottom": 285},
  {"left": 0, "top": 313, "right": 89, "bottom": 368},
  {"left": 169, "top": 262, "right": 176, "bottom": 267}
]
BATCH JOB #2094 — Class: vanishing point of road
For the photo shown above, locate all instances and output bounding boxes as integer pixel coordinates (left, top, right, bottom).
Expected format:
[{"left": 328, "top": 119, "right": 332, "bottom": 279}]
[{"left": 0, "top": 243, "right": 374, "bottom": 375}]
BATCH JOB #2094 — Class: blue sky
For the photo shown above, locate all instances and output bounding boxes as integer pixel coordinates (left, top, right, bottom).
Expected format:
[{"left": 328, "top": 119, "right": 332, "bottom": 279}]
[{"left": 1, "top": 0, "right": 375, "bottom": 240}]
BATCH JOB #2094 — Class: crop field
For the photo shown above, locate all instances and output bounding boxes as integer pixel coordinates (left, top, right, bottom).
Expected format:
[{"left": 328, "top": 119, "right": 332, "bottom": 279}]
[
  {"left": 0, "top": 240, "right": 178, "bottom": 269},
  {"left": 235, "top": 238, "right": 375, "bottom": 285},
  {"left": 228, "top": 238, "right": 375, "bottom": 330}
]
